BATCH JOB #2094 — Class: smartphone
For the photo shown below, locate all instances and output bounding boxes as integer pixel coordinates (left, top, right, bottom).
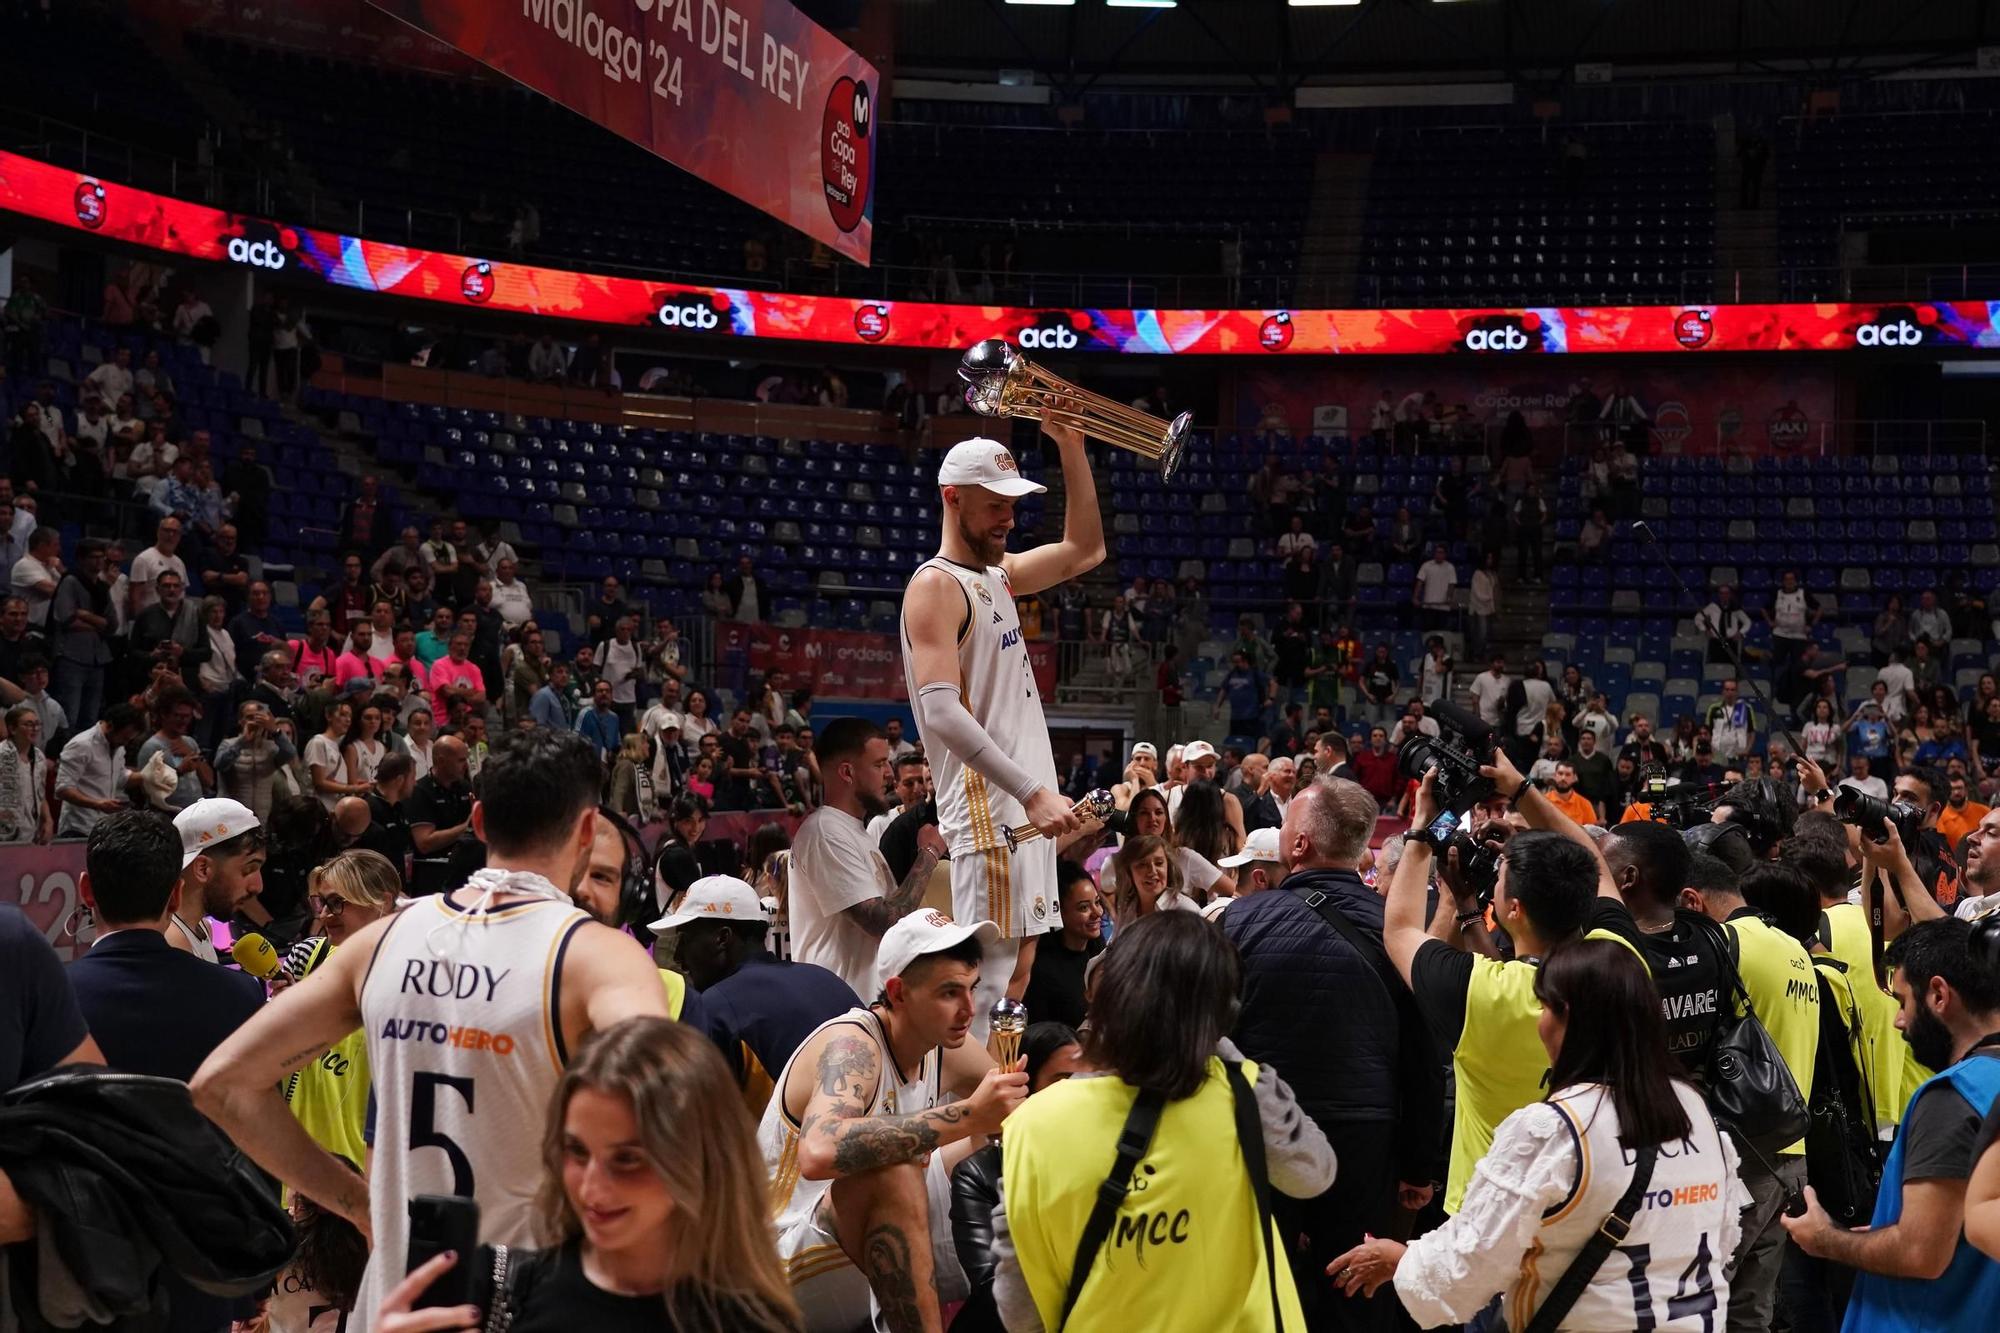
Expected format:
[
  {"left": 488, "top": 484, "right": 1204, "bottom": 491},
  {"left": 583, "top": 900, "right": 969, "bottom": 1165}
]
[{"left": 406, "top": 1194, "right": 481, "bottom": 1309}]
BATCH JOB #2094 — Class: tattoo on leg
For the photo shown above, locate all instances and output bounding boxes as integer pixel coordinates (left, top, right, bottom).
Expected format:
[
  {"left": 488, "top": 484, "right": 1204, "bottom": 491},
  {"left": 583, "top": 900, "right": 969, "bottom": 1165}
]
[{"left": 862, "top": 1221, "right": 925, "bottom": 1333}]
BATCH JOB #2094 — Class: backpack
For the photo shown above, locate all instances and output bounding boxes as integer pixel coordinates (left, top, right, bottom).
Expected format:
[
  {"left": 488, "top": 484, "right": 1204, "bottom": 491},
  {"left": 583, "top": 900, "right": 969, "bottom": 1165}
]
[{"left": 1805, "top": 946, "right": 1884, "bottom": 1225}]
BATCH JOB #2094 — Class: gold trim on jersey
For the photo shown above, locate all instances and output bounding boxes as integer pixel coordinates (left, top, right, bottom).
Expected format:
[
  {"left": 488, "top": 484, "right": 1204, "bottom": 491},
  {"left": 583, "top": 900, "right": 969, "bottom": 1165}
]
[
  {"left": 769, "top": 1129, "right": 802, "bottom": 1219},
  {"left": 1542, "top": 1097, "right": 1594, "bottom": 1226},
  {"left": 964, "top": 771, "right": 1014, "bottom": 935},
  {"left": 785, "top": 1243, "right": 854, "bottom": 1285},
  {"left": 1509, "top": 1236, "right": 1546, "bottom": 1333},
  {"left": 540, "top": 916, "right": 574, "bottom": 1075}
]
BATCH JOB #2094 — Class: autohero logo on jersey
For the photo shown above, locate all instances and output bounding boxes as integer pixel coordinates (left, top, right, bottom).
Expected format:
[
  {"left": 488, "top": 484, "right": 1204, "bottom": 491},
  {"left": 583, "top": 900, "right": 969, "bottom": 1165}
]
[
  {"left": 1854, "top": 306, "right": 1933, "bottom": 347},
  {"left": 1017, "top": 313, "right": 1082, "bottom": 351},
  {"left": 1459, "top": 313, "right": 1543, "bottom": 353},
  {"left": 655, "top": 293, "right": 726, "bottom": 331}
]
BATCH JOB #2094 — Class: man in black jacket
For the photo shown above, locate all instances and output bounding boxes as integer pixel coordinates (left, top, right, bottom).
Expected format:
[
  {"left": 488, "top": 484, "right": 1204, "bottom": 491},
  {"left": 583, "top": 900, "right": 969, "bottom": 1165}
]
[
  {"left": 66, "top": 808, "right": 263, "bottom": 1333},
  {"left": 1221, "top": 777, "right": 1444, "bottom": 1331}
]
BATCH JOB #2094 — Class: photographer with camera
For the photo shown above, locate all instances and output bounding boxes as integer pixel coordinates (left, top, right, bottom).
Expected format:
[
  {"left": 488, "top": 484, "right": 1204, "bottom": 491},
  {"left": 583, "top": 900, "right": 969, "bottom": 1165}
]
[
  {"left": 1383, "top": 739, "right": 1634, "bottom": 1217},
  {"left": 1783, "top": 917, "right": 2000, "bottom": 1326}
]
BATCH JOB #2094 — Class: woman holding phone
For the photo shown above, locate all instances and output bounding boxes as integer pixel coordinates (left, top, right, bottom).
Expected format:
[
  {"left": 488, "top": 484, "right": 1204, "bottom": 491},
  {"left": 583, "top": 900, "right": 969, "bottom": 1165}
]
[{"left": 374, "top": 1018, "right": 799, "bottom": 1333}]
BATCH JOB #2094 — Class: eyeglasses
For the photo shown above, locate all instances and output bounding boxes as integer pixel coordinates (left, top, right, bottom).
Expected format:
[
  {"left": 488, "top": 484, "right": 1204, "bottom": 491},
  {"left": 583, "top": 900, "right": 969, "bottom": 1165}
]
[{"left": 310, "top": 894, "right": 352, "bottom": 917}]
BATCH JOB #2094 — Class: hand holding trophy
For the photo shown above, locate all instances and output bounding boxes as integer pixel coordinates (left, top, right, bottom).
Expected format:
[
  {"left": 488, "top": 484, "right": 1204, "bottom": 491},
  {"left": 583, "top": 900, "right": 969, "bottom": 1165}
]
[
  {"left": 989, "top": 996, "right": 1029, "bottom": 1069},
  {"left": 958, "top": 338, "right": 1194, "bottom": 481}
]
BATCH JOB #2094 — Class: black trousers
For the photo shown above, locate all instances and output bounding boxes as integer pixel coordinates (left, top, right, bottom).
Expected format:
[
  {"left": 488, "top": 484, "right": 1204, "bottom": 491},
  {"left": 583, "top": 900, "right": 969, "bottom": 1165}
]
[{"left": 1278, "top": 1120, "right": 1401, "bottom": 1333}]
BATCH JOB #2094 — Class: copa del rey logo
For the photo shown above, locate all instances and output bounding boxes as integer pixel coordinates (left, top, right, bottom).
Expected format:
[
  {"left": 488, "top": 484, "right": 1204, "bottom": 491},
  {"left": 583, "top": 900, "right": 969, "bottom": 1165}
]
[{"left": 993, "top": 452, "right": 1018, "bottom": 473}]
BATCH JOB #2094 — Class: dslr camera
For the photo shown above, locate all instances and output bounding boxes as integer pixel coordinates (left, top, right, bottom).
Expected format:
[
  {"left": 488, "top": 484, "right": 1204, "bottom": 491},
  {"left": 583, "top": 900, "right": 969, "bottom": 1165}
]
[
  {"left": 1832, "top": 786, "right": 1927, "bottom": 848},
  {"left": 1398, "top": 701, "right": 1499, "bottom": 837}
]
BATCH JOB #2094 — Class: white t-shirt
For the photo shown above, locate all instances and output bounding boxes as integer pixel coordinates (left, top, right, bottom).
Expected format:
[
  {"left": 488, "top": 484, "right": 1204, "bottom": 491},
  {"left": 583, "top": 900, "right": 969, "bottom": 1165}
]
[
  {"left": 1515, "top": 678, "right": 1554, "bottom": 737},
  {"left": 491, "top": 579, "right": 534, "bottom": 628},
  {"left": 10, "top": 554, "right": 58, "bottom": 627},
  {"left": 1416, "top": 559, "right": 1457, "bottom": 607},
  {"left": 1875, "top": 663, "right": 1915, "bottom": 718},
  {"left": 1470, "top": 672, "right": 1511, "bottom": 728},
  {"left": 303, "top": 734, "right": 347, "bottom": 810},
  {"left": 787, "top": 805, "right": 897, "bottom": 997},
  {"left": 1838, "top": 775, "right": 1890, "bottom": 802},
  {"left": 1772, "top": 588, "right": 1811, "bottom": 640},
  {"left": 1277, "top": 532, "right": 1314, "bottom": 559},
  {"left": 598, "top": 637, "right": 642, "bottom": 705},
  {"left": 127, "top": 548, "right": 186, "bottom": 616}
]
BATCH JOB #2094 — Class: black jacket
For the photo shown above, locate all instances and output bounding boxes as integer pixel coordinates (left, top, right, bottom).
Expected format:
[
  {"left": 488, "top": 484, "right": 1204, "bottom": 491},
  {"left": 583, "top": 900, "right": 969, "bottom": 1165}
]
[
  {"left": 67, "top": 931, "right": 263, "bottom": 1084},
  {"left": 947, "top": 1144, "right": 1005, "bottom": 1333},
  {"left": 0, "top": 1067, "right": 292, "bottom": 1333},
  {"left": 1221, "top": 868, "right": 1444, "bottom": 1183}
]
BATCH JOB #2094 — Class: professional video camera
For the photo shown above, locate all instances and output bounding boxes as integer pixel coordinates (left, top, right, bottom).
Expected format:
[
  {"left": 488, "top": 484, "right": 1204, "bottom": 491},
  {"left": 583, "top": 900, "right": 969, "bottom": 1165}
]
[
  {"left": 1646, "top": 771, "right": 1723, "bottom": 831},
  {"left": 1832, "top": 786, "right": 1927, "bottom": 848},
  {"left": 1398, "top": 701, "right": 1498, "bottom": 839},
  {"left": 1446, "top": 829, "right": 1505, "bottom": 908}
]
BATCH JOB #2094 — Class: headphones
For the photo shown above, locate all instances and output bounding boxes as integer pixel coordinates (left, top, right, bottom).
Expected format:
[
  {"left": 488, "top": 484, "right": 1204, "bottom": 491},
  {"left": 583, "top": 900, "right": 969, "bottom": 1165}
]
[{"left": 595, "top": 804, "right": 657, "bottom": 947}]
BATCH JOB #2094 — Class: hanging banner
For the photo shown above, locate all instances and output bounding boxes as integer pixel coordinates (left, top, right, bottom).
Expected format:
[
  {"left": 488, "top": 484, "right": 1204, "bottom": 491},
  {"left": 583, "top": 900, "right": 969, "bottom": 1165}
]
[{"left": 364, "top": 0, "right": 877, "bottom": 262}]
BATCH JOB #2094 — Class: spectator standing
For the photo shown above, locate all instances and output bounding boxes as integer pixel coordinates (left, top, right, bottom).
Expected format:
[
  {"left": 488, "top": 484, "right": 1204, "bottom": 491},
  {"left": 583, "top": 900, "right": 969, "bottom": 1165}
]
[
  {"left": 996, "top": 911, "right": 1335, "bottom": 1331},
  {"left": 1784, "top": 917, "right": 2000, "bottom": 1328},
  {"left": 1327, "top": 941, "right": 1746, "bottom": 1330},
  {"left": 1700, "top": 584, "right": 1754, "bottom": 665},
  {"left": 725, "top": 555, "right": 764, "bottom": 622},
  {"left": 404, "top": 735, "right": 473, "bottom": 895},
  {"left": 1765, "top": 569, "right": 1822, "bottom": 678},
  {"left": 127, "top": 516, "right": 187, "bottom": 619},
  {"left": 1412, "top": 544, "right": 1456, "bottom": 631},
  {"left": 490, "top": 558, "right": 533, "bottom": 629},
  {"left": 0, "top": 705, "right": 52, "bottom": 843},
  {"left": 1466, "top": 552, "right": 1499, "bottom": 661},
  {"left": 50, "top": 539, "right": 112, "bottom": 729},
  {"left": 214, "top": 701, "right": 297, "bottom": 824},
  {"left": 1909, "top": 589, "right": 1954, "bottom": 647},
  {"left": 575, "top": 680, "right": 622, "bottom": 759},
  {"left": 67, "top": 809, "right": 266, "bottom": 1333},
  {"left": 245, "top": 292, "right": 276, "bottom": 397},
  {"left": 131, "top": 685, "right": 209, "bottom": 812},
  {"left": 1511, "top": 482, "right": 1548, "bottom": 582},
  {"left": 596, "top": 616, "right": 643, "bottom": 728},
  {"left": 9, "top": 527, "right": 60, "bottom": 630},
  {"left": 1224, "top": 777, "right": 1441, "bottom": 1329},
  {"left": 786, "top": 718, "right": 944, "bottom": 997}
]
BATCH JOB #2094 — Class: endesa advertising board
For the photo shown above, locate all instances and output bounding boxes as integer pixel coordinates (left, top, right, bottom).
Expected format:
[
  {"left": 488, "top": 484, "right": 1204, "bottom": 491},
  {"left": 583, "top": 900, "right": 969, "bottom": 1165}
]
[
  {"left": 364, "top": 0, "right": 879, "bottom": 263},
  {"left": 6, "top": 148, "right": 2000, "bottom": 357}
]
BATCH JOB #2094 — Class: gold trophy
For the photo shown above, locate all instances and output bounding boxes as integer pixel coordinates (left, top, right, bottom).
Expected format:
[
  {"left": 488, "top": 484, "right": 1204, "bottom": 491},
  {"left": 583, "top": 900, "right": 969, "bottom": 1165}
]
[
  {"left": 958, "top": 338, "right": 1194, "bottom": 481},
  {"left": 990, "top": 997, "right": 1029, "bottom": 1068},
  {"left": 988, "top": 788, "right": 1114, "bottom": 854}
]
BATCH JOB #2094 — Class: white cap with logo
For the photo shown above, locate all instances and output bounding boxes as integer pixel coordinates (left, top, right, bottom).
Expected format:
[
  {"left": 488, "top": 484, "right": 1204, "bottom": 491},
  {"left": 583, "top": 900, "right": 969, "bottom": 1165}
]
[
  {"left": 937, "top": 438, "right": 1047, "bottom": 498},
  {"left": 875, "top": 910, "right": 1001, "bottom": 994},
  {"left": 1219, "top": 824, "right": 1283, "bottom": 868},
  {"left": 1182, "top": 740, "right": 1219, "bottom": 764},
  {"left": 174, "top": 797, "right": 262, "bottom": 868},
  {"left": 648, "top": 875, "right": 772, "bottom": 932},
  {"left": 1131, "top": 742, "right": 1158, "bottom": 760}
]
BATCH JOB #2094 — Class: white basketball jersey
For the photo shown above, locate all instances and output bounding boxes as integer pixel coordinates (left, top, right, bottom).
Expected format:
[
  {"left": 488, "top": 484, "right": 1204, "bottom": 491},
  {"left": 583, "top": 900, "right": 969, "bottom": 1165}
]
[
  {"left": 1513, "top": 1083, "right": 1737, "bottom": 1330},
  {"left": 347, "top": 893, "right": 590, "bottom": 1333},
  {"left": 901, "top": 557, "right": 1056, "bottom": 856},
  {"left": 761, "top": 1008, "right": 940, "bottom": 1241}
]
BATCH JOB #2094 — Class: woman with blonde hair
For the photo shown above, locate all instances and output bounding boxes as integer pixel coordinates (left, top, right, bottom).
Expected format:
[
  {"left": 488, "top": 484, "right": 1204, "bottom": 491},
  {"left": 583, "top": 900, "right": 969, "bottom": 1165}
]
[
  {"left": 376, "top": 1017, "right": 800, "bottom": 1333},
  {"left": 279, "top": 849, "right": 402, "bottom": 1171},
  {"left": 1108, "top": 833, "right": 1198, "bottom": 925},
  {"left": 606, "top": 731, "right": 657, "bottom": 823}
]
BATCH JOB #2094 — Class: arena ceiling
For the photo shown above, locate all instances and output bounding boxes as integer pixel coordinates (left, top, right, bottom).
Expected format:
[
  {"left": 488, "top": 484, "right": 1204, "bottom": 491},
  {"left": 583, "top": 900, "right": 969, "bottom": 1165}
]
[{"left": 888, "top": 0, "right": 2000, "bottom": 90}]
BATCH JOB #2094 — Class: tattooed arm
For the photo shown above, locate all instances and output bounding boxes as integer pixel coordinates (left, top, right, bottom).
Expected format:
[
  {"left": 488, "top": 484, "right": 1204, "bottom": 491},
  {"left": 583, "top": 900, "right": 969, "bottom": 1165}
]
[
  {"left": 842, "top": 834, "right": 946, "bottom": 939},
  {"left": 192, "top": 914, "right": 386, "bottom": 1238},
  {"left": 795, "top": 1029, "right": 1025, "bottom": 1181}
]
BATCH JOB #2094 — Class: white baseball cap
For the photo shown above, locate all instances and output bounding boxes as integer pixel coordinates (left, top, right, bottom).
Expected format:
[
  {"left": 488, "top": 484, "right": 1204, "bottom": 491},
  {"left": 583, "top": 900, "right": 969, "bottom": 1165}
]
[
  {"left": 650, "top": 709, "right": 684, "bottom": 734},
  {"left": 1219, "top": 825, "right": 1283, "bottom": 868},
  {"left": 174, "top": 798, "right": 262, "bottom": 868},
  {"left": 937, "top": 438, "right": 1046, "bottom": 498},
  {"left": 1183, "top": 740, "right": 1219, "bottom": 763},
  {"left": 875, "top": 910, "right": 1001, "bottom": 994},
  {"left": 648, "top": 875, "right": 771, "bottom": 932},
  {"left": 1131, "top": 742, "right": 1158, "bottom": 760}
]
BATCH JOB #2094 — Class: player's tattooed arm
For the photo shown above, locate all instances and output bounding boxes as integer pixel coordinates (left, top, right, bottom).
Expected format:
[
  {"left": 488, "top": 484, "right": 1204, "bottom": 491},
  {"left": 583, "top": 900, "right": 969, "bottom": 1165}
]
[{"left": 797, "top": 1034, "right": 978, "bottom": 1178}]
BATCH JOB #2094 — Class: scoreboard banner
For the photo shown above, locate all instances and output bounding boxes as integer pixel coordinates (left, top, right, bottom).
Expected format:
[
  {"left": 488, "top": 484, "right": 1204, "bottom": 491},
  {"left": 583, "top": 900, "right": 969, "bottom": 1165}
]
[
  {"left": 6, "top": 148, "right": 2000, "bottom": 356},
  {"left": 364, "top": 0, "right": 878, "bottom": 263}
]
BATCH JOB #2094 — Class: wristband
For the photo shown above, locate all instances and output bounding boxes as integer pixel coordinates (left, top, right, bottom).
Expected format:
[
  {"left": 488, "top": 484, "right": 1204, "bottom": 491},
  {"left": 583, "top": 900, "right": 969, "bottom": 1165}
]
[
  {"left": 1511, "top": 777, "right": 1532, "bottom": 803},
  {"left": 1455, "top": 911, "right": 1486, "bottom": 928}
]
